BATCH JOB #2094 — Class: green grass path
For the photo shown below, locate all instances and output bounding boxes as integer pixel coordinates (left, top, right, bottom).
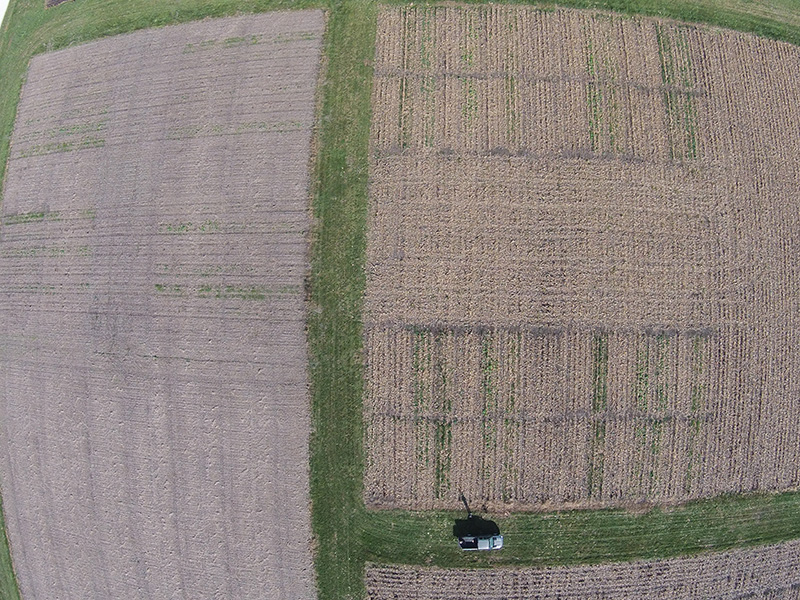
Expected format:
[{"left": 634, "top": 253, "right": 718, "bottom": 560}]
[
  {"left": 363, "top": 492, "right": 800, "bottom": 568},
  {"left": 307, "top": 1, "right": 375, "bottom": 598}
]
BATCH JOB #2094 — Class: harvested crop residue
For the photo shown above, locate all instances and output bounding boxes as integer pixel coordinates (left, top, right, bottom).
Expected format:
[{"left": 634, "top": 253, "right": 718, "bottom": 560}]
[
  {"left": 365, "top": 6, "right": 800, "bottom": 510},
  {"left": 366, "top": 539, "right": 800, "bottom": 599}
]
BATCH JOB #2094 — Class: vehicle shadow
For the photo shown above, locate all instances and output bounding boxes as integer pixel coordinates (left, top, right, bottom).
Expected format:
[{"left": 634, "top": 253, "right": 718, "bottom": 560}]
[{"left": 452, "top": 514, "right": 500, "bottom": 539}]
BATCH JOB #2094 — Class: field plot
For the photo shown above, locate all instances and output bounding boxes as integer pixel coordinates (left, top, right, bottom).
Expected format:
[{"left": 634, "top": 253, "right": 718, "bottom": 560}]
[
  {"left": 365, "top": 7, "right": 800, "bottom": 510},
  {"left": 0, "top": 11, "right": 323, "bottom": 600},
  {"left": 367, "top": 156, "right": 722, "bottom": 330},
  {"left": 366, "top": 539, "right": 800, "bottom": 599}
]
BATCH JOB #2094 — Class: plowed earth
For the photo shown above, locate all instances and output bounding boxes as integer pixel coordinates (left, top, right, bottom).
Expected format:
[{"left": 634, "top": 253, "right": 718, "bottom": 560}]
[{"left": 0, "top": 11, "right": 323, "bottom": 600}]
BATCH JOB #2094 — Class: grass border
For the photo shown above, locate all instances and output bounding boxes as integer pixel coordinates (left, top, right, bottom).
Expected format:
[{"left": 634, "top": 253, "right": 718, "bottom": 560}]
[
  {"left": 0, "top": 497, "right": 18, "bottom": 600},
  {"left": 307, "top": 1, "right": 376, "bottom": 597},
  {"left": 362, "top": 490, "right": 800, "bottom": 568}
]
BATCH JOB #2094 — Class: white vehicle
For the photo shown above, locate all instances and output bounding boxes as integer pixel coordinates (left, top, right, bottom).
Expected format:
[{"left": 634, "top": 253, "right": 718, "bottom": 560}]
[
  {"left": 458, "top": 534, "right": 504, "bottom": 551},
  {"left": 456, "top": 495, "right": 503, "bottom": 551}
]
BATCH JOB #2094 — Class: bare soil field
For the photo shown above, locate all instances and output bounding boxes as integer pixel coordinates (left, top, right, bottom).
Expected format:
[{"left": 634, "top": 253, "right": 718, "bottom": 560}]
[
  {"left": 366, "top": 539, "right": 800, "bottom": 599},
  {"left": 0, "top": 11, "right": 323, "bottom": 599},
  {"left": 365, "top": 7, "right": 800, "bottom": 510}
]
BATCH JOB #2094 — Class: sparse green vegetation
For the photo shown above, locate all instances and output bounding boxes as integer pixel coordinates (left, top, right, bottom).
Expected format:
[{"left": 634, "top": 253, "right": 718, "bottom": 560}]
[
  {"left": 480, "top": 333, "right": 497, "bottom": 481},
  {"left": 656, "top": 23, "right": 700, "bottom": 159},
  {"left": 585, "top": 40, "right": 602, "bottom": 151},
  {"left": 686, "top": 334, "right": 707, "bottom": 493},
  {"left": 433, "top": 332, "right": 452, "bottom": 500},
  {"left": 588, "top": 332, "right": 609, "bottom": 498},
  {"left": 3, "top": 210, "right": 52, "bottom": 224}
]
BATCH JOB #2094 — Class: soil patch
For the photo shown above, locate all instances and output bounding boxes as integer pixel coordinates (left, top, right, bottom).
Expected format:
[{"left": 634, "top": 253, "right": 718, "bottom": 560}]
[{"left": 0, "top": 11, "right": 324, "bottom": 599}]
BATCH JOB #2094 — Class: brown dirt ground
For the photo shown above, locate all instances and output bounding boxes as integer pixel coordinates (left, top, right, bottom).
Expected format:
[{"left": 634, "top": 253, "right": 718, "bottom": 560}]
[
  {"left": 364, "top": 7, "right": 800, "bottom": 510},
  {"left": 366, "top": 539, "right": 800, "bottom": 599},
  {"left": 0, "top": 11, "right": 323, "bottom": 599}
]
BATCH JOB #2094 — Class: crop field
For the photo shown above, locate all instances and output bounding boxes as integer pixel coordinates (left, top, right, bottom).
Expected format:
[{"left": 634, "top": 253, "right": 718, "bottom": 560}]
[
  {"left": 2, "top": 2, "right": 800, "bottom": 599},
  {"left": 0, "top": 11, "right": 323, "bottom": 599},
  {"left": 364, "top": 6, "right": 800, "bottom": 510},
  {"left": 366, "top": 538, "right": 800, "bottom": 599}
]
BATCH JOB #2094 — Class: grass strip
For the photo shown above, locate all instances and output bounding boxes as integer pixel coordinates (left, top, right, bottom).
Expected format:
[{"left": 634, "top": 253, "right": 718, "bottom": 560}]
[
  {"left": 363, "top": 490, "right": 800, "bottom": 568},
  {"left": 306, "top": 1, "right": 376, "bottom": 598},
  {"left": 0, "top": 497, "right": 19, "bottom": 600}
]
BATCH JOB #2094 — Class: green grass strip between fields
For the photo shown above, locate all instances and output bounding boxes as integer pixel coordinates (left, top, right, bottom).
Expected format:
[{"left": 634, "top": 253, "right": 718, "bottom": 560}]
[
  {"left": 307, "top": 1, "right": 376, "bottom": 598},
  {"left": 0, "top": 497, "right": 18, "bottom": 600},
  {"left": 363, "top": 491, "right": 800, "bottom": 568}
]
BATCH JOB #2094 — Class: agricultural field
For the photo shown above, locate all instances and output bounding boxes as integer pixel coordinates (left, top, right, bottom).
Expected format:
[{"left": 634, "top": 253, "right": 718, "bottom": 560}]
[
  {"left": 1, "top": 1, "right": 800, "bottom": 599},
  {"left": 366, "top": 538, "right": 800, "bottom": 599},
  {"left": 0, "top": 11, "right": 323, "bottom": 599},
  {"left": 364, "top": 6, "right": 800, "bottom": 510}
]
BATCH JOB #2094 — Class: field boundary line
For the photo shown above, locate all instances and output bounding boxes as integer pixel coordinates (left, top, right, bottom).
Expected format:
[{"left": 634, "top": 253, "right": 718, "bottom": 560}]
[{"left": 306, "top": 1, "right": 377, "bottom": 599}]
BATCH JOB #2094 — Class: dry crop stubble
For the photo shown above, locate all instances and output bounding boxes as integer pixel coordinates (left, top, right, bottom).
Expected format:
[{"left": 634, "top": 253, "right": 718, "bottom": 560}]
[
  {"left": 367, "top": 155, "right": 721, "bottom": 330},
  {"left": 364, "top": 6, "right": 800, "bottom": 511},
  {"left": 365, "top": 539, "right": 800, "bottom": 600},
  {"left": 0, "top": 11, "right": 323, "bottom": 600}
]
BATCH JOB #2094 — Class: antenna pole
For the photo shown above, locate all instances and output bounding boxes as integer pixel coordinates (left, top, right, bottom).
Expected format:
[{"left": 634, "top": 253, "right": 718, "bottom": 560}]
[{"left": 460, "top": 493, "right": 472, "bottom": 518}]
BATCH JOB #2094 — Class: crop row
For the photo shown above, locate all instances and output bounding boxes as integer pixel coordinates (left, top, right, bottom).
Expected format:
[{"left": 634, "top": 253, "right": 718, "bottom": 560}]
[
  {"left": 366, "top": 539, "right": 800, "bottom": 599},
  {"left": 364, "top": 323, "right": 800, "bottom": 509}
]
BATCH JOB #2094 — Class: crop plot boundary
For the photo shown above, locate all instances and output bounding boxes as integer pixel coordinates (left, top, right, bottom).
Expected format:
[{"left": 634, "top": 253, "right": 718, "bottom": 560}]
[
  {"left": 1, "top": 9, "right": 326, "bottom": 600},
  {"left": 378, "top": 0, "right": 800, "bottom": 46},
  {"left": 0, "top": 3, "right": 327, "bottom": 600},
  {"left": 364, "top": 4, "right": 800, "bottom": 512}
]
